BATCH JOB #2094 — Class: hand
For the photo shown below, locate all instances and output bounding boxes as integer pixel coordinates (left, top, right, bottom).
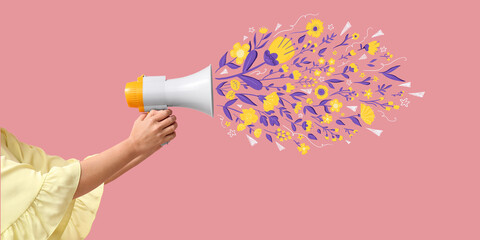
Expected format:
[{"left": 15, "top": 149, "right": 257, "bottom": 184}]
[{"left": 127, "top": 109, "right": 177, "bottom": 158}]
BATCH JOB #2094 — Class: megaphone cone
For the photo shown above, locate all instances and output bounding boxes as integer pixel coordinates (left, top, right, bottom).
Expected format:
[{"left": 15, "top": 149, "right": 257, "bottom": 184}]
[{"left": 125, "top": 65, "right": 214, "bottom": 117}]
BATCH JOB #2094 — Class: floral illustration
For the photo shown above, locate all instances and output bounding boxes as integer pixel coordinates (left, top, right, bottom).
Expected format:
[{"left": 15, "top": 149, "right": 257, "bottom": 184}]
[{"left": 215, "top": 14, "right": 424, "bottom": 154}]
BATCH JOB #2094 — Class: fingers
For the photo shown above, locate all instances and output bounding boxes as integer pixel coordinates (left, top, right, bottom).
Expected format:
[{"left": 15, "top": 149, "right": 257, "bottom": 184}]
[
  {"left": 146, "top": 109, "right": 172, "bottom": 122},
  {"left": 162, "top": 121, "right": 177, "bottom": 135},
  {"left": 163, "top": 131, "right": 176, "bottom": 144},
  {"left": 157, "top": 115, "right": 176, "bottom": 130}
]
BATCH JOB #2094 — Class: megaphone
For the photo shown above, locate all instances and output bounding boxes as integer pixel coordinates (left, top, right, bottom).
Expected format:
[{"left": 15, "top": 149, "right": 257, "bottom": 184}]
[{"left": 125, "top": 65, "right": 214, "bottom": 117}]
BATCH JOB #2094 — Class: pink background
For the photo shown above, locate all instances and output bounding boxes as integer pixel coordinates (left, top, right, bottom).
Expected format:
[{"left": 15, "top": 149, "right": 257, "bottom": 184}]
[{"left": 1, "top": 1, "right": 478, "bottom": 239}]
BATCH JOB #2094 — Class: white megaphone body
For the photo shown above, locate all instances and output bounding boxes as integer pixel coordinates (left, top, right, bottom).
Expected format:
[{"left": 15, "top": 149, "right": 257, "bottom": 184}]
[{"left": 125, "top": 65, "right": 214, "bottom": 117}]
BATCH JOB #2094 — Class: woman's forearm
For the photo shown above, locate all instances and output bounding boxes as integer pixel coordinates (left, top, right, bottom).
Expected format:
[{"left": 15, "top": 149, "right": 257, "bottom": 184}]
[{"left": 73, "top": 138, "right": 145, "bottom": 198}]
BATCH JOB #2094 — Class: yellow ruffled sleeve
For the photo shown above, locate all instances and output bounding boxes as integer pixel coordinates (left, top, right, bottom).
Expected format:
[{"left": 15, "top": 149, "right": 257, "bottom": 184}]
[{"left": 1, "top": 128, "right": 104, "bottom": 240}]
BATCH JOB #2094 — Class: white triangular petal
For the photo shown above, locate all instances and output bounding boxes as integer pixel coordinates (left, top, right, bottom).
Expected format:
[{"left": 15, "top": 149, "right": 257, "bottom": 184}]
[
  {"left": 346, "top": 140, "right": 351, "bottom": 144},
  {"left": 276, "top": 142, "right": 285, "bottom": 151},
  {"left": 409, "top": 92, "right": 425, "bottom": 98},
  {"left": 301, "top": 88, "right": 312, "bottom": 94},
  {"left": 237, "top": 104, "right": 243, "bottom": 108},
  {"left": 367, "top": 128, "right": 383, "bottom": 136},
  {"left": 399, "top": 82, "right": 411, "bottom": 87},
  {"left": 340, "top": 21, "right": 351, "bottom": 36},
  {"left": 340, "top": 22, "right": 351, "bottom": 36},
  {"left": 246, "top": 135, "right": 257, "bottom": 146},
  {"left": 220, "top": 68, "right": 228, "bottom": 75},
  {"left": 243, "top": 35, "right": 248, "bottom": 41},
  {"left": 275, "top": 23, "right": 282, "bottom": 31},
  {"left": 359, "top": 54, "right": 367, "bottom": 60},
  {"left": 372, "top": 29, "right": 384, "bottom": 38},
  {"left": 347, "top": 106, "right": 357, "bottom": 112}
]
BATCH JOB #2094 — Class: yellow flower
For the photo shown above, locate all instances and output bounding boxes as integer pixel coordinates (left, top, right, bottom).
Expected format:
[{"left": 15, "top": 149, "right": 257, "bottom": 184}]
[
  {"left": 349, "top": 50, "right": 356, "bottom": 56},
  {"left": 332, "top": 50, "right": 337, "bottom": 55},
  {"left": 294, "top": 102, "right": 302, "bottom": 114},
  {"left": 364, "top": 89, "right": 373, "bottom": 99},
  {"left": 240, "top": 108, "right": 258, "bottom": 125},
  {"left": 366, "top": 41, "right": 380, "bottom": 55},
  {"left": 315, "top": 85, "right": 329, "bottom": 99},
  {"left": 373, "top": 75, "right": 379, "bottom": 82},
  {"left": 326, "top": 72, "right": 331, "bottom": 76},
  {"left": 225, "top": 121, "right": 231, "bottom": 126},
  {"left": 297, "top": 135, "right": 304, "bottom": 140},
  {"left": 360, "top": 103, "right": 375, "bottom": 125},
  {"left": 226, "top": 90, "right": 236, "bottom": 100},
  {"left": 285, "top": 83, "right": 295, "bottom": 93},
  {"left": 281, "top": 64, "right": 289, "bottom": 72},
  {"left": 360, "top": 72, "right": 366, "bottom": 78},
  {"left": 297, "top": 143, "right": 310, "bottom": 155},
  {"left": 306, "top": 120, "right": 312, "bottom": 132},
  {"left": 292, "top": 70, "right": 302, "bottom": 80},
  {"left": 230, "top": 79, "right": 240, "bottom": 91},
  {"left": 328, "top": 58, "right": 335, "bottom": 65},
  {"left": 230, "top": 42, "right": 250, "bottom": 65},
  {"left": 276, "top": 129, "right": 290, "bottom": 141},
  {"left": 314, "top": 70, "right": 321, "bottom": 76},
  {"left": 328, "top": 66, "right": 335, "bottom": 73},
  {"left": 237, "top": 123, "right": 246, "bottom": 131},
  {"left": 263, "top": 92, "right": 280, "bottom": 112},
  {"left": 352, "top": 33, "right": 359, "bottom": 39},
  {"left": 329, "top": 99, "right": 343, "bottom": 112},
  {"left": 259, "top": 27, "right": 268, "bottom": 34},
  {"left": 306, "top": 19, "right": 324, "bottom": 38},
  {"left": 268, "top": 37, "right": 295, "bottom": 64},
  {"left": 349, "top": 63, "right": 358, "bottom": 72},
  {"left": 306, "top": 98, "right": 313, "bottom": 104},
  {"left": 322, "top": 113, "right": 333, "bottom": 124},
  {"left": 254, "top": 128, "right": 262, "bottom": 138},
  {"left": 318, "top": 57, "right": 326, "bottom": 65}
]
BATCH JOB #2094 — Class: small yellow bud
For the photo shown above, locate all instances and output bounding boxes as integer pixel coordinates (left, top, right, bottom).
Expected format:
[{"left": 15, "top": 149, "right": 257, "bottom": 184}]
[
  {"left": 394, "top": 105, "right": 400, "bottom": 109},
  {"left": 386, "top": 107, "right": 391, "bottom": 111}
]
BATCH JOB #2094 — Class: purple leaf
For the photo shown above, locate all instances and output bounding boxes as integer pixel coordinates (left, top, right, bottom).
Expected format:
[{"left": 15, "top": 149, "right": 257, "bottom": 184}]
[
  {"left": 349, "top": 116, "right": 362, "bottom": 127},
  {"left": 291, "top": 122, "right": 297, "bottom": 131},
  {"left": 239, "top": 75, "right": 263, "bottom": 90},
  {"left": 263, "top": 32, "right": 272, "bottom": 39},
  {"left": 381, "top": 72, "right": 405, "bottom": 82},
  {"left": 294, "top": 118, "right": 303, "bottom": 124},
  {"left": 266, "top": 134, "right": 272, "bottom": 142},
  {"left": 260, "top": 115, "right": 268, "bottom": 126},
  {"left": 243, "top": 50, "right": 258, "bottom": 72},
  {"left": 269, "top": 116, "right": 280, "bottom": 126},
  {"left": 223, "top": 106, "right": 232, "bottom": 120},
  {"left": 227, "top": 63, "right": 240, "bottom": 69},
  {"left": 219, "top": 52, "right": 227, "bottom": 68},
  {"left": 305, "top": 106, "right": 317, "bottom": 115},
  {"left": 324, "top": 105, "right": 331, "bottom": 113},
  {"left": 216, "top": 88, "right": 225, "bottom": 96},
  {"left": 308, "top": 134, "right": 317, "bottom": 140},
  {"left": 236, "top": 93, "right": 257, "bottom": 106},
  {"left": 383, "top": 65, "right": 401, "bottom": 74},
  {"left": 319, "top": 99, "right": 331, "bottom": 106},
  {"left": 336, "top": 119, "right": 345, "bottom": 125},
  {"left": 290, "top": 92, "right": 307, "bottom": 101},
  {"left": 298, "top": 34, "right": 306, "bottom": 43},
  {"left": 225, "top": 99, "right": 238, "bottom": 107}
]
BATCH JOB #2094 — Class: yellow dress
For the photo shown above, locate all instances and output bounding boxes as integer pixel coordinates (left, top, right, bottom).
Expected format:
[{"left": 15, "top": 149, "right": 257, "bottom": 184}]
[{"left": 1, "top": 128, "right": 103, "bottom": 240}]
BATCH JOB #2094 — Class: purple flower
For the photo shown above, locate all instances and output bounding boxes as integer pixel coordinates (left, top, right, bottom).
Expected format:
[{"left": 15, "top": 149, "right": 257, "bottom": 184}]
[{"left": 263, "top": 50, "right": 279, "bottom": 66}]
